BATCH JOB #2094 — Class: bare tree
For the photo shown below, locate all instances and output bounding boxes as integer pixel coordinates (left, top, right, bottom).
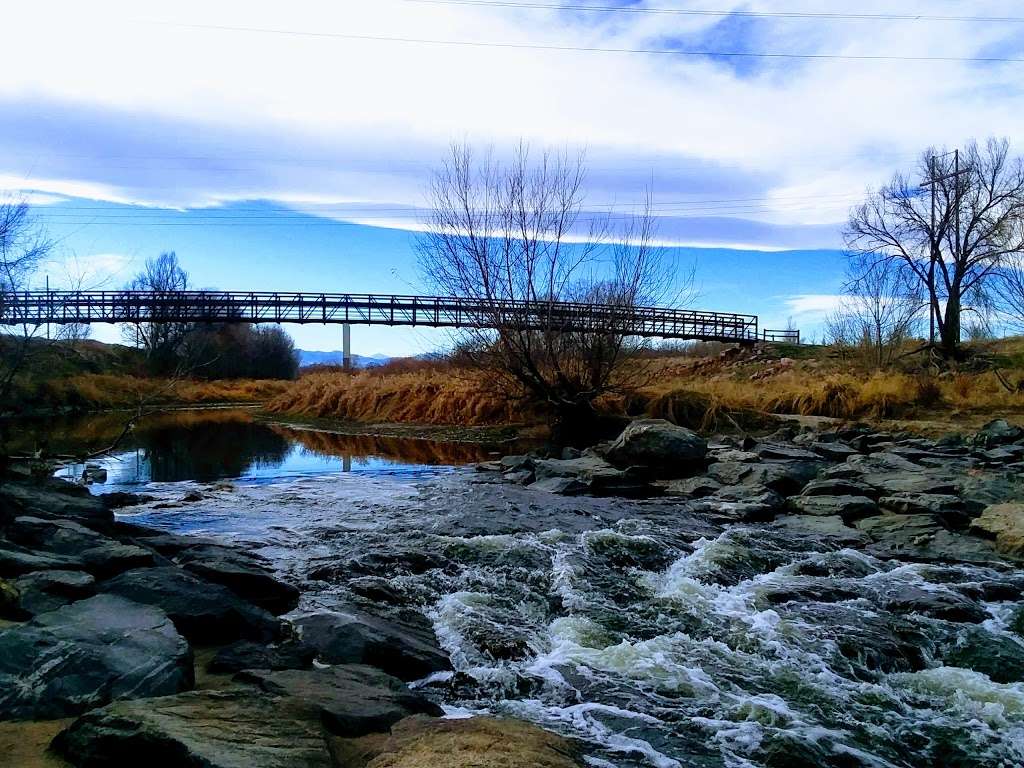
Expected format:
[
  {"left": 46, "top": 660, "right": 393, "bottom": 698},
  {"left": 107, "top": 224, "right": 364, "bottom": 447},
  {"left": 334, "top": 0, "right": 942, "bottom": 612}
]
[
  {"left": 122, "top": 252, "right": 193, "bottom": 374},
  {"left": 418, "top": 143, "right": 687, "bottom": 442},
  {"left": 0, "top": 199, "right": 55, "bottom": 407},
  {"left": 845, "top": 139, "right": 1024, "bottom": 359},
  {"left": 824, "top": 258, "right": 924, "bottom": 368}
]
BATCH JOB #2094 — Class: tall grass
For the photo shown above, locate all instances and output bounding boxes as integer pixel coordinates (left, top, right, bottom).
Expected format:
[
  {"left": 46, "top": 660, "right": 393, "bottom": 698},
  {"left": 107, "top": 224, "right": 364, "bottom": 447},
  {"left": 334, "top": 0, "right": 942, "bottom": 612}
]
[{"left": 266, "top": 369, "right": 526, "bottom": 426}]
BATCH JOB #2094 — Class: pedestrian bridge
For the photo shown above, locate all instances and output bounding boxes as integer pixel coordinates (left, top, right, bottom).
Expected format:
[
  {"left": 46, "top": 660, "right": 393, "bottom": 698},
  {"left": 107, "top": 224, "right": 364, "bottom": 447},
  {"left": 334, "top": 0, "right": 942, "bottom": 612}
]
[{"left": 0, "top": 290, "right": 799, "bottom": 344}]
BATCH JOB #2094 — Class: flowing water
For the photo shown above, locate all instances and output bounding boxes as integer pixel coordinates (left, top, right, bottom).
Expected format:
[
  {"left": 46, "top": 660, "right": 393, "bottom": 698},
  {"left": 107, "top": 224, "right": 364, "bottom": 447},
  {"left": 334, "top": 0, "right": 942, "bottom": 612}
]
[{"left": 39, "top": 409, "right": 1024, "bottom": 768}]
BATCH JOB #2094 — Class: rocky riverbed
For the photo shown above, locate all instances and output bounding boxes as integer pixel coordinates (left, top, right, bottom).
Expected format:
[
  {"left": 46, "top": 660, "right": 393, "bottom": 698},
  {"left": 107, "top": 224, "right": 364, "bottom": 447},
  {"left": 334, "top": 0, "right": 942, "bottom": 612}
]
[{"left": 3, "top": 417, "right": 1024, "bottom": 766}]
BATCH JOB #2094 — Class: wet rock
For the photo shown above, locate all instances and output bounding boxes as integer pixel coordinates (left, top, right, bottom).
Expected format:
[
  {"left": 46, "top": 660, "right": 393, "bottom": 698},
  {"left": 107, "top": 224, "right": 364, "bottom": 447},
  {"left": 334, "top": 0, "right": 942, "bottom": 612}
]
[
  {"left": 970, "top": 503, "right": 1024, "bottom": 556},
  {"left": 857, "top": 513, "right": 944, "bottom": 544},
  {"left": 974, "top": 418, "right": 1024, "bottom": 448},
  {"left": 877, "top": 585, "right": 987, "bottom": 623},
  {"left": 800, "top": 478, "right": 876, "bottom": 498},
  {"left": 809, "top": 441, "right": 859, "bottom": 462},
  {"left": 0, "top": 594, "right": 192, "bottom": 720},
  {"left": 939, "top": 626, "right": 1024, "bottom": 683},
  {"left": 314, "top": 550, "right": 448, "bottom": 581},
  {"left": 606, "top": 419, "right": 707, "bottom": 477},
  {"left": 754, "top": 443, "right": 821, "bottom": 462},
  {"left": 326, "top": 714, "right": 583, "bottom": 768},
  {"left": 349, "top": 575, "right": 409, "bottom": 605},
  {"left": 8, "top": 516, "right": 155, "bottom": 578},
  {"left": 879, "top": 494, "right": 969, "bottom": 525},
  {"left": 756, "top": 578, "right": 860, "bottom": 606},
  {"left": 176, "top": 547, "right": 300, "bottom": 615},
  {"left": 663, "top": 476, "right": 722, "bottom": 497},
  {"left": 12, "top": 569, "right": 95, "bottom": 616},
  {"left": 527, "top": 476, "right": 588, "bottom": 495},
  {"left": 208, "top": 639, "right": 317, "bottom": 673},
  {"left": 53, "top": 687, "right": 335, "bottom": 768},
  {"left": 0, "top": 577, "right": 23, "bottom": 619},
  {"left": 705, "top": 485, "right": 784, "bottom": 521},
  {"left": 499, "top": 454, "right": 533, "bottom": 472},
  {"left": 99, "top": 566, "right": 283, "bottom": 644},
  {"left": 0, "top": 542, "right": 83, "bottom": 577},
  {"left": 294, "top": 608, "right": 451, "bottom": 681},
  {"left": 707, "top": 460, "right": 821, "bottom": 496},
  {"left": 860, "top": 473, "right": 960, "bottom": 496},
  {"left": 792, "top": 550, "right": 880, "bottom": 579},
  {"left": 786, "top": 495, "right": 879, "bottom": 523},
  {"left": 236, "top": 666, "right": 443, "bottom": 736},
  {"left": 0, "top": 479, "right": 112, "bottom": 528},
  {"left": 99, "top": 491, "right": 154, "bottom": 509},
  {"left": 529, "top": 457, "right": 652, "bottom": 497},
  {"left": 771, "top": 515, "right": 871, "bottom": 549}
]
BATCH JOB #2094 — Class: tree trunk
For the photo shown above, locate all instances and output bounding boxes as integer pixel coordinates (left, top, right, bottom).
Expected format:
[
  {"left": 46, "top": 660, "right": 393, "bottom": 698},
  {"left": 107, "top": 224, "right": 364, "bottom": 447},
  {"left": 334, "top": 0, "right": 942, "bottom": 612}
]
[{"left": 940, "top": 291, "right": 961, "bottom": 358}]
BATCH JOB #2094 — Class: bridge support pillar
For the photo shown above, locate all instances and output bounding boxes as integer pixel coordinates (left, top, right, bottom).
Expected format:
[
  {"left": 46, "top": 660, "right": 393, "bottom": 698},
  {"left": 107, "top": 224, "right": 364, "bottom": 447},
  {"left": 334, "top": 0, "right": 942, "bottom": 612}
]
[{"left": 342, "top": 323, "right": 352, "bottom": 371}]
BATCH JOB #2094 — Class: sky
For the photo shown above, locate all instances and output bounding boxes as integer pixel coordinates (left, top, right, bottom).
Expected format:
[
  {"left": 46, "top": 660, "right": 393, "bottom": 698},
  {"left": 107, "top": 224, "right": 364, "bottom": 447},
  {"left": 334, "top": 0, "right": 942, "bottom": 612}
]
[{"left": 2, "top": 1, "right": 1022, "bottom": 355}]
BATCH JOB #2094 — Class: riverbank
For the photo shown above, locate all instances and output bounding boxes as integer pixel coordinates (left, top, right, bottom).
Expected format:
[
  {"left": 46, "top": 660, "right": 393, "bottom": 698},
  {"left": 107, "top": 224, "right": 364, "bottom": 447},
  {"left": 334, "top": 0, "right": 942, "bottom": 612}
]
[{"left": 2, "top": 415, "right": 1024, "bottom": 765}]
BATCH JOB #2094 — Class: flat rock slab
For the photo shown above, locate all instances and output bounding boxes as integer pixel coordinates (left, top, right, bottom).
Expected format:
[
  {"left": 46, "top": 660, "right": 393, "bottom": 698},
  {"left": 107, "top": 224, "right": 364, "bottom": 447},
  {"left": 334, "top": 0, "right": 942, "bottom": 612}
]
[
  {"left": 328, "top": 714, "right": 583, "bottom": 768},
  {"left": 0, "top": 594, "right": 192, "bottom": 720},
  {"left": 787, "top": 495, "right": 879, "bottom": 523},
  {"left": 98, "top": 566, "right": 282, "bottom": 644},
  {"left": 9, "top": 516, "right": 155, "bottom": 578},
  {"left": 12, "top": 569, "right": 95, "bottom": 616},
  {"left": 860, "top": 473, "right": 959, "bottom": 497},
  {"left": 237, "top": 666, "right": 443, "bottom": 737},
  {"left": 177, "top": 550, "right": 300, "bottom": 615},
  {"left": 971, "top": 503, "right": 1024, "bottom": 556},
  {"left": 0, "top": 481, "right": 112, "bottom": 527},
  {"left": 53, "top": 688, "right": 334, "bottom": 768},
  {"left": 295, "top": 609, "right": 451, "bottom": 681}
]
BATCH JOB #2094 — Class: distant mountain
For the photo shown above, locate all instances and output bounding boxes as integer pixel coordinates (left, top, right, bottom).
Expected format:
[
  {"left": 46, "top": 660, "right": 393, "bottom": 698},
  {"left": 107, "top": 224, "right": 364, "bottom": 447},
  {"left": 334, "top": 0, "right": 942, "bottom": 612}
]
[{"left": 297, "top": 349, "right": 392, "bottom": 368}]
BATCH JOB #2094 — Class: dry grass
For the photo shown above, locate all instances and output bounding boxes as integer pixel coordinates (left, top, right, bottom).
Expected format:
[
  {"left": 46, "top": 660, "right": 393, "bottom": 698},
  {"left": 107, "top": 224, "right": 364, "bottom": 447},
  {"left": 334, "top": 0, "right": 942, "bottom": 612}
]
[
  {"left": 266, "top": 369, "right": 526, "bottom": 426},
  {"left": 31, "top": 374, "right": 291, "bottom": 411}
]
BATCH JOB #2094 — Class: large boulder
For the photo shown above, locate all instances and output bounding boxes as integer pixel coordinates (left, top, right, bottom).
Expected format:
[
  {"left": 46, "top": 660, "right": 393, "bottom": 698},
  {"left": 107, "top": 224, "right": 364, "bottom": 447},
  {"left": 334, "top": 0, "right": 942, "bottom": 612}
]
[
  {"left": 53, "top": 688, "right": 334, "bottom": 768},
  {"left": 294, "top": 608, "right": 451, "bottom": 681},
  {"left": 0, "top": 542, "right": 83, "bottom": 578},
  {"left": 208, "top": 639, "right": 317, "bottom": 674},
  {"left": 0, "top": 480, "right": 113, "bottom": 528},
  {"left": 974, "top": 419, "right": 1024, "bottom": 448},
  {"left": 7, "top": 516, "right": 155, "bottom": 578},
  {"left": 970, "top": 503, "right": 1024, "bottom": 556},
  {"left": 175, "top": 547, "right": 300, "bottom": 615},
  {"left": 707, "top": 460, "right": 821, "bottom": 496},
  {"left": 786, "top": 495, "right": 879, "bottom": 523},
  {"left": 12, "top": 569, "right": 95, "bottom": 616},
  {"left": 605, "top": 419, "right": 707, "bottom": 477},
  {"left": 98, "top": 566, "right": 282, "bottom": 644},
  {"left": 0, "top": 594, "right": 192, "bottom": 720},
  {"left": 939, "top": 626, "right": 1024, "bottom": 683},
  {"left": 236, "top": 666, "right": 443, "bottom": 737},
  {"left": 529, "top": 457, "right": 652, "bottom": 497},
  {"left": 327, "top": 715, "right": 584, "bottom": 768},
  {"left": 53, "top": 665, "right": 444, "bottom": 768}
]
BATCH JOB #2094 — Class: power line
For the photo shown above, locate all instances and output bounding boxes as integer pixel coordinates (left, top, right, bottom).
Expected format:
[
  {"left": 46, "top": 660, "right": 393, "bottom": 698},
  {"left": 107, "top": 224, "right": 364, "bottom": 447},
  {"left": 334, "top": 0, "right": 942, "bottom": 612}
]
[
  {"left": 157, "top": 21, "right": 1024, "bottom": 63},
  {"left": 393, "top": 0, "right": 1024, "bottom": 24}
]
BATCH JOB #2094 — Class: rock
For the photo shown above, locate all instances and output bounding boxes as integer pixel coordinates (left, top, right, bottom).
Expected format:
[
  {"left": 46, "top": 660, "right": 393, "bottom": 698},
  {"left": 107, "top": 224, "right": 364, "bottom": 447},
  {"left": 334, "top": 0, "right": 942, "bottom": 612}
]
[
  {"left": 349, "top": 576, "right": 409, "bottom": 605},
  {"left": 879, "top": 494, "right": 969, "bottom": 526},
  {"left": 708, "top": 448, "right": 760, "bottom": 463},
  {"left": 939, "top": 627, "right": 1024, "bottom": 683},
  {"left": 800, "top": 478, "right": 876, "bottom": 498},
  {"left": 0, "top": 594, "right": 192, "bottom": 719},
  {"left": 754, "top": 443, "right": 821, "bottom": 462},
  {"left": 530, "top": 457, "right": 651, "bottom": 497},
  {"left": 0, "top": 543, "right": 83, "bottom": 578},
  {"left": 970, "top": 503, "right": 1024, "bottom": 556},
  {"left": 99, "top": 566, "right": 282, "bottom": 644},
  {"left": 12, "top": 569, "right": 95, "bottom": 615},
  {"left": 8, "top": 516, "right": 155, "bottom": 578},
  {"left": 499, "top": 455, "right": 533, "bottom": 471},
  {"left": 237, "top": 666, "right": 443, "bottom": 737},
  {"left": 709, "top": 486, "right": 784, "bottom": 520},
  {"left": 809, "top": 442, "right": 859, "bottom": 462},
  {"left": 860, "top": 473, "right": 959, "bottom": 496},
  {"left": 877, "top": 585, "right": 987, "bottom": 623},
  {"left": 857, "top": 513, "right": 943, "bottom": 546},
  {"left": 327, "top": 715, "right": 583, "bottom": 768},
  {"left": 527, "top": 476, "right": 588, "bottom": 495},
  {"left": 53, "top": 688, "right": 335, "bottom": 768},
  {"left": 707, "top": 461, "right": 821, "bottom": 496},
  {"left": 786, "top": 495, "right": 879, "bottom": 523},
  {"left": 295, "top": 608, "right": 451, "bottom": 681},
  {"left": 99, "top": 491, "right": 154, "bottom": 509},
  {"left": 176, "top": 548, "right": 300, "bottom": 615},
  {"left": 208, "top": 639, "right": 317, "bottom": 673},
  {"left": 974, "top": 419, "right": 1024, "bottom": 448},
  {"left": 756, "top": 578, "right": 860, "bottom": 606},
  {"left": 0, "top": 479, "right": 113, "bottom": 527},
  {"left": 605, "top": 419, "right": 707, "bottom": 477},
  {"left": 663, "top": 476, "right": 722, "bottom": 498},
  {"left": 770, "top": 515, "right": 871, "bottom": 549}
]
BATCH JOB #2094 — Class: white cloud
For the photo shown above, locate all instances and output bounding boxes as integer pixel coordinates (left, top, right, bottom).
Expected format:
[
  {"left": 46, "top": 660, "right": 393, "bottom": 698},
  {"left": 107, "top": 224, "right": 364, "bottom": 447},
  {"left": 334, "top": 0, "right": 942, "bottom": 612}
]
[
  {"left": 783, "top": 293, "right": 846, "bottom": 320},
  {"left": 0, "top": 0, "right": 1021, "bottom": 248}
]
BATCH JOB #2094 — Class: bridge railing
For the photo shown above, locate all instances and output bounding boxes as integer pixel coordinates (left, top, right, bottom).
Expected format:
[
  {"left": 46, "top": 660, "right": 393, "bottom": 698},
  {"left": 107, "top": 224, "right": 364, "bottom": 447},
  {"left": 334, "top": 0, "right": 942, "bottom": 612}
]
[{"left": 0, "top": 290, "right": 766, "bottom": 343}]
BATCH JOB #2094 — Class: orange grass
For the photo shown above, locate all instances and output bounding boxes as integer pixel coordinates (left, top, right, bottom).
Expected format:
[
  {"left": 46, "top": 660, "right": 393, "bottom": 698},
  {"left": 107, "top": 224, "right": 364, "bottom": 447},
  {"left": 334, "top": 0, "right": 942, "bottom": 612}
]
[{"left": 31, "top": 374, "right": 291, "bottom": 411}]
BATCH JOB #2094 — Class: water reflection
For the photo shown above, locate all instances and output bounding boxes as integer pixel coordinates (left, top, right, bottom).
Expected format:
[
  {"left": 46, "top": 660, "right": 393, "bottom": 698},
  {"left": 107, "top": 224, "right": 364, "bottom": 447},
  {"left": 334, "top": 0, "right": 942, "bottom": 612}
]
[{"left": 22, "top": 408, "right": 511, "bottom": 491}]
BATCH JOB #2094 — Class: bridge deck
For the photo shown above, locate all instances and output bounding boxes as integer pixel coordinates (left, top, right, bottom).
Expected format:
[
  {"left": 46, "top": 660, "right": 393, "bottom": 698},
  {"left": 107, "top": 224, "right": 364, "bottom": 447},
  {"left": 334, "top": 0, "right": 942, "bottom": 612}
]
[{"left": 0, "top": 291, "right": 796, "bottom": 344}]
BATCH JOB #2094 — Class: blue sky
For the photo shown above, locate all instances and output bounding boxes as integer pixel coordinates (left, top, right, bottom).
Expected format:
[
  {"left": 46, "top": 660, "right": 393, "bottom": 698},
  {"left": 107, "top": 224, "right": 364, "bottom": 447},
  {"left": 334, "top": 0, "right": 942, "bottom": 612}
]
[{"left": 2, "top": 1, "right": 1022, "bottom": 354}]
